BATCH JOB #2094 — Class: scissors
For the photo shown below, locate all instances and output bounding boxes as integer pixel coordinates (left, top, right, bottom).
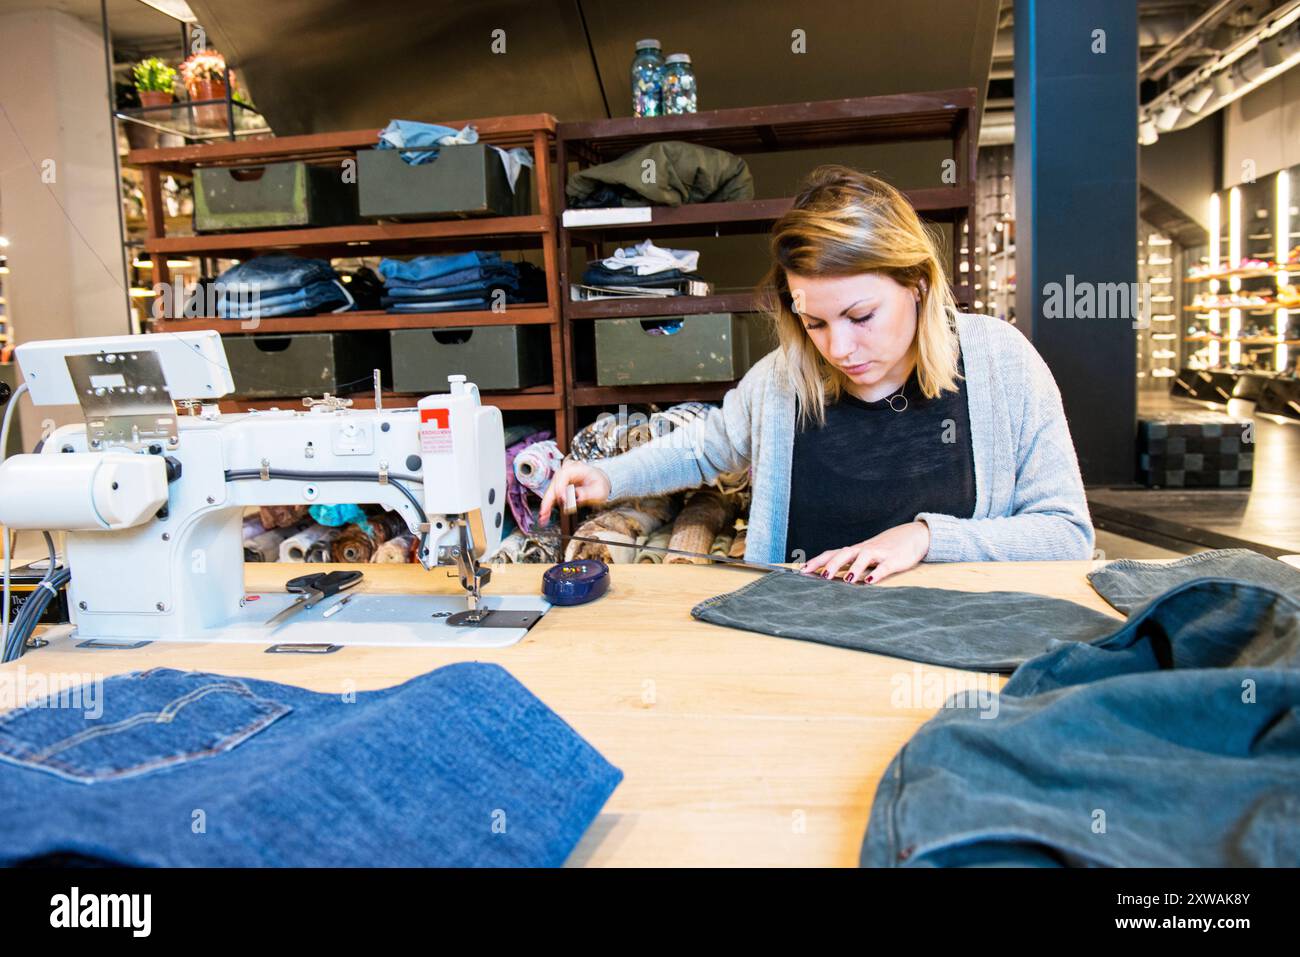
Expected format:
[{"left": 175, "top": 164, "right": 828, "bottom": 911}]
[{"left": 265, "top": 571, "right": 364, "bottom": 627}]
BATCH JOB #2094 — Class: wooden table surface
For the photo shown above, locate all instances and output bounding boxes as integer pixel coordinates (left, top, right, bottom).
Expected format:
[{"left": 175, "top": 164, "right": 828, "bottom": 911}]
[{"left": 6, "top": 559, "right": 1120, "bottom": 867}]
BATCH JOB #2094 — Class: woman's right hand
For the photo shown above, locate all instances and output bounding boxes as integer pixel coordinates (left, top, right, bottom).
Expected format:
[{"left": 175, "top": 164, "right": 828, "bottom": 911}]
[{"left": 538, "top": 461, "right": 612, "bottom": 525}]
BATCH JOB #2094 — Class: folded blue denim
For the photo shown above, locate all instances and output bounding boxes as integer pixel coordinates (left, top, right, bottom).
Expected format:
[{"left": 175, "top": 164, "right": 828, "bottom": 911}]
[
  {"left": 860, "top": 577, "right": 1300, "bottom": 867},
  {"left": 216, "top": 255, "right": 338, "bottom": 295},
  {"left": 690, "top": 572, "right": 1120, "bottom": 672},
  {"left": 1087, "top": 548, "right": 1300, "bottom": 614},
  {"left": 385, "top": 265, "right": 519, "bottom": 292},
  {"left": 383, "top": 278, "right": 520, "bottom": 299},
  {"left": 379, "top": 252, "right": 499, "bottom": 284},
  {"left": 384, "top": 296, "right": 498, "bottom": 313},
  {"left": 0, "top": 663, "right": 621, "bottom": 867},
  {"left": 217, "top": 279, "right": 352, "bottom": 319}
]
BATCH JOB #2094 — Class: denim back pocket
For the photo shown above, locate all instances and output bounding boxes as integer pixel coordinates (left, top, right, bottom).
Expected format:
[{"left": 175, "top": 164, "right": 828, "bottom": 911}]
[{"left": 0, "top": 668, "right": 292, "bottom": 784}]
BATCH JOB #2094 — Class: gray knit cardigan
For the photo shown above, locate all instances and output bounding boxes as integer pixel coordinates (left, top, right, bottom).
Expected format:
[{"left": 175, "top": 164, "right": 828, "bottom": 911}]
[{"left": 593, "top": 311, "right": 1096, "bottom": 564}]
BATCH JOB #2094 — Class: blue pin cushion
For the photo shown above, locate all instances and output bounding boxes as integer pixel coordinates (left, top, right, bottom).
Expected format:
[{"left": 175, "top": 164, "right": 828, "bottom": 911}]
[{"left": 542, "top": 559, "right": 610, "bottom": 606}]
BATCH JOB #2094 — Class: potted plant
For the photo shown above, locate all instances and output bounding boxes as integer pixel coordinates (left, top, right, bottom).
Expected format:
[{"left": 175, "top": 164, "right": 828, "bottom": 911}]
[
  {"left": 180, "top": 49, "right": 234, "bottom": 129},
  {"left": 133, "top": 57, "right": 177, "bottom": 109}
]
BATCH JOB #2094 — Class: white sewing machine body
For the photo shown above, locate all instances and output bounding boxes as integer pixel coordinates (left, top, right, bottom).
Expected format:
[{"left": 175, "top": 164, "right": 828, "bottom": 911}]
[{"left": 0, "top": 331, "right": 548, "bottom": 648}]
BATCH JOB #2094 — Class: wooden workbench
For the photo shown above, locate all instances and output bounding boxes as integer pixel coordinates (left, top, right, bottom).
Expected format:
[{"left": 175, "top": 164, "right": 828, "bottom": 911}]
[{"left": 6, "top": 559, "right": 1118, "bottom": 867}]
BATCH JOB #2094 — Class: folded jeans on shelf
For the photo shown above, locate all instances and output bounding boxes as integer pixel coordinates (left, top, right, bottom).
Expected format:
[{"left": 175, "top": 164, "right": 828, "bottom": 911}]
[
  {"left": 217, "top": 279, "right": 353, "bottom": 319},
  {"left": 0, "top": 663, "right": 622, "bottom": 867},
  {"left": 215, "top": 255, "right": 339, "bottom": 295},
  {"left": 379, "top": 251, "right": 501, "bottom": 284}
]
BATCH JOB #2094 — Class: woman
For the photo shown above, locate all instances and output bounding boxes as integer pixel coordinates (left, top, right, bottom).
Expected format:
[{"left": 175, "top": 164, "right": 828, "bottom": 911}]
[{"left": 540, "top": 165, "right": 1094, "bottom": 583}]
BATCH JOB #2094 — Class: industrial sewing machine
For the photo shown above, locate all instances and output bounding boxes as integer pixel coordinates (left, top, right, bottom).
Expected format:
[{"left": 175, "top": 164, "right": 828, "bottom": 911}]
[{"left": 0, "top": 331, "right": 550, "bottom": 648}]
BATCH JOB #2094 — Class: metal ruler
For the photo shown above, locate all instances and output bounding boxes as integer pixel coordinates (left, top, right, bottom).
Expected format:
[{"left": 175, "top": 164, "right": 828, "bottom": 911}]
[{"left": 560, "top": 534, "right": 794, "bottom": 574}]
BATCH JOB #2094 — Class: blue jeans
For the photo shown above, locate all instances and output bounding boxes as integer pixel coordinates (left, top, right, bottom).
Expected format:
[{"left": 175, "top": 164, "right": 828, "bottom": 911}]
[
  {"left": 860, "top": 576, "right": 1300, "bottom": 867},
  {"left": 217, "top": 255, "right": 338, "bottom": 294},
  {"left": 1088, "top": 548, "right": 1300, "bottom": 614},
  {"left": 379, "top": 252, "right": 500, "bottom": 284},
  {"left": 0, "top": 663, "right": 621, "bottom": 866},
  {"left": 217, "top": 279, "right": 352, "bottom": 319}
]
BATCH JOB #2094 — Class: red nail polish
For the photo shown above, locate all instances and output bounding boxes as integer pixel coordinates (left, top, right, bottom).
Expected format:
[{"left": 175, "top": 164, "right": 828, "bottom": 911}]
[
  {"left": 845, "top": 574, "right": 855, "bottom": 583},
  {"left": 821, "top": 571, "right": 829, "bottom": 579},
  {"left": 865, "top": 576, "right": 874, "bottom": 583}
]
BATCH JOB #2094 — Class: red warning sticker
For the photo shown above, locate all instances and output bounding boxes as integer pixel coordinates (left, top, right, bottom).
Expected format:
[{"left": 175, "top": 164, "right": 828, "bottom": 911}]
[{"left": 420, "top": 408, "right": 452, "bottom": 453}]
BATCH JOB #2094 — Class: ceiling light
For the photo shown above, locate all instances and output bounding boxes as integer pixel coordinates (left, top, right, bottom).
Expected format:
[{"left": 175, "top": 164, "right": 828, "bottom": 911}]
[
  {"left": 1185, "top": 83, "right": 1214, "bottom": 113},
  {"left": 1138, "top": 117, "right": 1159, "bottom": 145},
  {"left": 1213, "top": 70, "right": 1236, "bottom": 98},
  {"left": 1155, "top": 102, "right": 1182, "bottom": 131}
]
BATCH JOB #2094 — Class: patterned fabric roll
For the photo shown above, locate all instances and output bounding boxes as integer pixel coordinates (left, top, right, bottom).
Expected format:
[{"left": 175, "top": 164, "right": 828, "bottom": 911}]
[
  {"left": 505, "top": 429, "right": 553, "bottom": 534},
  {"left": 728, "top": 525, "right": 747, "bottom": 559},
  {"left": 244, "top": 525, "right": 299, "bottom": 562},
  {"left": 259, "top": 505, "right": 310, "bottom": 529},
  {"left": 564, "top": 497, "right": 677, "bottom": 562},
  {"left": 372, "top": 532, "right": 416, "bottom": 563},
  {"left": 710, "top": 531, "right": 734, "bottom": 557},
  {"left": 331, "top": 526, "right": 377, "bottom": 563},
  {"left": 636, "top": 526, "right": 673, "bottom": 563},
  {"left": 513, "top": 439, "right": 563, "bottom": 494},
  {"left": 279, "top": 524, "right": 335, "bottom": 562},
  {"left": 242, "top": 514, "right": 267, "bottom": 540},
  {"left": 306, "top": 527, "right": 343, "bottom": 562},
  {"left": 666, "top": 489, "right": 732, "bottom": 564}
]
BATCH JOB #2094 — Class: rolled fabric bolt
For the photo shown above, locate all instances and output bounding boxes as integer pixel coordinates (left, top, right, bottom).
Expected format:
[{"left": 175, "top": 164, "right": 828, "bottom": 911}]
[
  {"left": 637, "top": 527, "right": 673, "bottom": 564},
  {"left": 564, "top": 528, "right": 636, "bottom": 564},
  {"left": 331, "top": 525, "right": 377, "bottom": 563},
  {"left": 370, "top": 510, "right": 410, "bottom": 544},
  {"left": 259, "top": 505, "right": 310, "bottom": 529},
  {"left": 279, "top": 524, "right": 335, "bottom": 563},
  {"left": 710, "top": 531, "right": 734, "bottom": 557},
  {"left": 666, "top": 489, "right": 731, "bottom": 564},
  {"left": 728, "top": 527, "right": 747, "bottom": 559},
  {"left": 306, "top": 527, "right": 344, "bottom": 562},
  {"left": 244, "top": 526, "right": 295, "bottom": 562},
  {"left": 242, "top": 514, "right": 267, "bottom": 540},
  {"left": 514, "top": 439, "right": 563, "bottom": 493},
  {"left": 372, "top": 532, "right": 416, "bottom": 563},
  {"left": 488, "top": 530, "right": 528, "bottom": 564}
]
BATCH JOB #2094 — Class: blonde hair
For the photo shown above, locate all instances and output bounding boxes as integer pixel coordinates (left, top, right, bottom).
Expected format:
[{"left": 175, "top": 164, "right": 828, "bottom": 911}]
[{"left": 757, "top": 165, "right": 960, "bottom": 428}]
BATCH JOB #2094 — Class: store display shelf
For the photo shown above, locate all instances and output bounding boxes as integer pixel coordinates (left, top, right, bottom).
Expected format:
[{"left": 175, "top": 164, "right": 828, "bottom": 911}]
[
  {"left": 125, "top": 114, "right": 555, "bottom": 174},
  {"left": 220, "top": 384, "right": 562, "bottom": 414},
  {"left": 1184, "top": 336, "right": 1300, "bottom": 344},
  {"left": 1185, "top": 266, "right": 1292, "bottom": 283},
  {"left": 154, "top": 305, "right": 556, "bottom": 334},
  {"left": 1185, "top": 302, "right": 1296, "bottom": 313},
  {"left": 560, "top": 187, "right": 972, "bottom": 236},
  {"left": 571, "top": 381, "right": 735, "bottom": 407},
  {"left": 142, "top": 215, "right": 551, "bottom": 257},
  {"left": 566, "top": 291, "right": 760, "bottom": 320}
]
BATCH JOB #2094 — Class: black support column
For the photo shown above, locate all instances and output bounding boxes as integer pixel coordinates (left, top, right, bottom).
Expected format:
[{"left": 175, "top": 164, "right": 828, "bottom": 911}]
[{"left": 1014, "top": 0, "right": 1137, "bottom": 485}]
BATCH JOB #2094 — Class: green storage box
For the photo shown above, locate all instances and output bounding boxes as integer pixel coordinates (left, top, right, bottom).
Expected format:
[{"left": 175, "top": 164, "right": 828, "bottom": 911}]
[
  {"left": 358, "top": 144, "right": 531, "bottom": 220},
  {"left": 389, "top": 326, "right": 550, "bottom": 393},
  {"left": 223, "top": 332, "right": 391, "bottom": 399},
  {"left": 595, "top": 313, "right": 775, "bottom": 386},
  {"left": 194, "top": 162, "right": 357, "bottom": 232}
]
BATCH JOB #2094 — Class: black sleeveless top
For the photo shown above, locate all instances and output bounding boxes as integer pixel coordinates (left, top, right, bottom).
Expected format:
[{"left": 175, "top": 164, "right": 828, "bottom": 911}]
[{"left": 784, "top": 356, "right": 976, "bottom": 561}]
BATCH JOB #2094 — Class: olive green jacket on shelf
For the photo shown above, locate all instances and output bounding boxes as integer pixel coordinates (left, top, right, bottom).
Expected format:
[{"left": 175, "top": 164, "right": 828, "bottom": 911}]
[{"left": 591, "top": 311, "right": 1096, "bottom": 565}]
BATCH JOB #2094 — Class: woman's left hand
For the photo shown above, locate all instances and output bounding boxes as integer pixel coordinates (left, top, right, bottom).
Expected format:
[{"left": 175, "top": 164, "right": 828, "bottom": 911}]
[{"left": 799, "top": 521, "right": 931, "bottom": 584}]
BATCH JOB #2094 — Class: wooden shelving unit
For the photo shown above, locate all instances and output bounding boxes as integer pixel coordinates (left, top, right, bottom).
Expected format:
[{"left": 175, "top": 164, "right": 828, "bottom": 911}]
[
  {"left": 555, "top": 88, "right": 979, "bottom": 431},
  {"left": 125, "top": 113, "right": 568, "bottom": 440}
]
